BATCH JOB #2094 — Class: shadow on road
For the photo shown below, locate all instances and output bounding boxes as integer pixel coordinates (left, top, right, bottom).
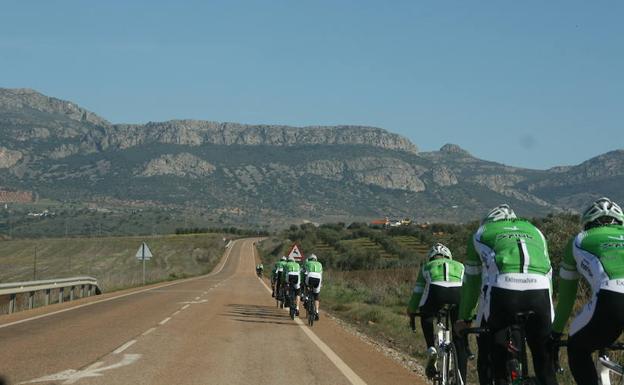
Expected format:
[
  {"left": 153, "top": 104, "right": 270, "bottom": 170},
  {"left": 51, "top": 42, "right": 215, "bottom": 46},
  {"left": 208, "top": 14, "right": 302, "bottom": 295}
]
[
  {"left": 223, "top": 303, "right": 297, "bottom": 326},
  {"left": 0, "top": 375, "right": 9, "bottom": 385}
]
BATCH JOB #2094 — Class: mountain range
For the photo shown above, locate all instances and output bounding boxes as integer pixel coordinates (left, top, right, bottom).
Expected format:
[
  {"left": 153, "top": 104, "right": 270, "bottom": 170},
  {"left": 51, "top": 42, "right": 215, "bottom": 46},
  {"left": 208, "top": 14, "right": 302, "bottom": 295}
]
[{"left": 1, "top": 87, "right": 623, "bottom": 225}]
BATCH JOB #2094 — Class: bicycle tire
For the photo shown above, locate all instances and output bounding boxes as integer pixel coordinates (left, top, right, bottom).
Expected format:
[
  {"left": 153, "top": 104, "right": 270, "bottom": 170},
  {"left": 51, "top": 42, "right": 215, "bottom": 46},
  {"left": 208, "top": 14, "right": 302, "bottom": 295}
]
[
  {"left": 446, "top": 342, "right": 464, "bottom": 385},
  {"left": 308, "top": 300, "right": 316, "bottom": 327}
]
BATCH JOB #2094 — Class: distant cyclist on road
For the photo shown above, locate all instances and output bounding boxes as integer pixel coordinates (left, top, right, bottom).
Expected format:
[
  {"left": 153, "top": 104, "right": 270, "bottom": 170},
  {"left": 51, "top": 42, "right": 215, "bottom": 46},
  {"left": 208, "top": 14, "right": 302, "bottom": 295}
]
[
  {"left": 302, "top": 254, "right": 323, "bottom": 320},
  {"left": 552, "top": 197, "right": 624, "bottom": 385},
  {"left": 284, "top": 255, "right": 302, "bottom": 315},
  {"left": 407, "top": 243, "right": 467, "bottom": 380},
  {"left": 256, "top": 263, "right": 264, "bottom": 277},
  {"left": 271, "top": 256, "right": 287, "bottom": 298},
  {"left": 456, "top": 204, "right": 558, "bottom": 385}
]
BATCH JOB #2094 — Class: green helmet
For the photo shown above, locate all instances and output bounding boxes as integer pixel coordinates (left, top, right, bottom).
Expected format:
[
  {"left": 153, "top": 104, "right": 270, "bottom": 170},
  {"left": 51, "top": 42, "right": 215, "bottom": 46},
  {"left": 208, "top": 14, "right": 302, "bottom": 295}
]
[
  {"left": 482, "top": 204, "right": 517, "bottom": 224},
  {"left": 581, "top": 197, "right": 624, "bottom": 229},
  {"left": 428, "top": 243, "right": 452, "bottom": 260}
]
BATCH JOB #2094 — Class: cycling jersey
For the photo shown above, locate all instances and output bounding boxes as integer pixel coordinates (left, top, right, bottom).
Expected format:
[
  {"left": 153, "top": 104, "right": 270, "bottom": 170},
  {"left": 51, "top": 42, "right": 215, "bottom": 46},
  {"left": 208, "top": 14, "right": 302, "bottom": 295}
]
[
  {"left": 459, "top": 219, "right": 553, "bottom": 321},
  {"left": 407, "top": 257, "right": 464, "bottom": 313},
  {"left": 553, "top": 224, "right": 624, "bottom": 334},
  {"left": 284, "top": 261, "right": 301, "bottom": 290},
  {"left": 272, "top": 260, "right": 287, "bottom": 280}
]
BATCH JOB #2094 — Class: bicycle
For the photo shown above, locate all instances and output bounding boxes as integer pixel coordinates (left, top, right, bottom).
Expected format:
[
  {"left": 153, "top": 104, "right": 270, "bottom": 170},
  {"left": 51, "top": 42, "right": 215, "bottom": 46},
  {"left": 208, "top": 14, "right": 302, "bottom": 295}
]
[
  {"left": 275, "top": 280, "right": 285, "bottom": 309},
  {"left": 414, "top": 305, "right": 464, "bottom": 385},
  {"left": 465, "top": 311, "right": 537, "bottom": 385},
  {"left": 303, "top": 287, "right": 317, "bottom": 327},
  {"left": 555, "top": 340, "right": 624, "bottom": 385},
  {"left": 287, "top": 283, "right": 297, "bottom": 320}
]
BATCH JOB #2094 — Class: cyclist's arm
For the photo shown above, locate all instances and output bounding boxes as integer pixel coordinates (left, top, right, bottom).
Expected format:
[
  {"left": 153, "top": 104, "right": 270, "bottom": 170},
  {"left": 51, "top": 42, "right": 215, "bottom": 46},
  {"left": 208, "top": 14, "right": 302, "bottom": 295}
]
[
  {"left": 459, "top": 235, "right": 481, "bottom": 321},
  {"left": 552, "top": 239, "right": 580, "bottom": 333},
  {"left": 407, "top": 266, "right": 425, "bottom": 314}
]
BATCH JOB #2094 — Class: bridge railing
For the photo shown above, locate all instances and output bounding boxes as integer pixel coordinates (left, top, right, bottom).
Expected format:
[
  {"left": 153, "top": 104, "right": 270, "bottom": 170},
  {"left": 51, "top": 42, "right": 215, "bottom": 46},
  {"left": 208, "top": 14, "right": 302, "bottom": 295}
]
[{"left": 0, "top": 276, "right": 101, "bottom": 314}]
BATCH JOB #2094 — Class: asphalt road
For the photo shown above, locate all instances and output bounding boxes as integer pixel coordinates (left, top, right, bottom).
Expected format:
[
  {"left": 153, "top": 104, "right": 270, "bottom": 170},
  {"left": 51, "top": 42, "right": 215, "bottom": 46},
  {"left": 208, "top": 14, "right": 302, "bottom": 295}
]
[{"left": 0, "top": 239, "right": 424, "bottom": 385}]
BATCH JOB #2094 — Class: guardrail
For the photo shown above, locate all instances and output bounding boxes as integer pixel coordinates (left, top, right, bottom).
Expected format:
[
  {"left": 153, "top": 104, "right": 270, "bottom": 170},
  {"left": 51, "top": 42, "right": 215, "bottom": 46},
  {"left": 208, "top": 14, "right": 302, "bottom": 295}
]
[{"left": 0, "top": 276, "right": 101, "bottom": 314}]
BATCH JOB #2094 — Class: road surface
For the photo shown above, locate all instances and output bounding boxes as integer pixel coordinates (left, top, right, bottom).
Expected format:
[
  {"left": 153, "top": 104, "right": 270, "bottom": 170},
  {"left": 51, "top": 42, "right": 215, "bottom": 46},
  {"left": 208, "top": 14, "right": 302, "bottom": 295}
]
[{"left": 0, "top": 239, "right": 424, "bottom": 385}]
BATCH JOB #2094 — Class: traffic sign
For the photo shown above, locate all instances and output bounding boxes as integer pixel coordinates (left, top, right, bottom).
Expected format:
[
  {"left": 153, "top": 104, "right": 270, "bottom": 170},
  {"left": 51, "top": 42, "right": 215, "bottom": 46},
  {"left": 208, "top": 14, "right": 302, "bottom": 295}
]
[
  {"left": 136, "top": 242, "right": 153, "bottom": 261},
  {"left": 287, "top": 244, "right": 304, "bottom": 262}
]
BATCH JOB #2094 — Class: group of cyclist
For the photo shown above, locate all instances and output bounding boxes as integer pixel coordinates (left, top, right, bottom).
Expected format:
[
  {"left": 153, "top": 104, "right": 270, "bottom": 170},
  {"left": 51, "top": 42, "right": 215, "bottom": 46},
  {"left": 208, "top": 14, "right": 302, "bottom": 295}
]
[
  {"left": 270, "top": 253, "right": 323, "bottom": 320},
  {"left": 407, "top": 197, "right": 624, "bottom": 385}
]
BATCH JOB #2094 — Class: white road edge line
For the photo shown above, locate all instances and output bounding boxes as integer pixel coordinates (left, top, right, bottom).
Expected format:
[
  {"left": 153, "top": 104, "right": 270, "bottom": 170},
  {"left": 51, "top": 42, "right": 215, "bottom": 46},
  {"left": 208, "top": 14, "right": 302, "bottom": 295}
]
[
  {"left": 159, "top": 317, "right": 171, "bottom": 325},
  {"left": 257, "top": 272, "right": 367, "bottom": 385},
  {"left": 172, "top": 310, "right": 181, "bottom": 316},
  {"left": 181, "top": 304, "right": 190, "bottom": 310},
  {"left": 113, "top": 340, "right": 136, "bottom": 354},
  {"left": 142, "top": 327, "right": 156, "bottom": 336},
  {"left": 0, "top": 239, "right": 238, "bottom": 330}
]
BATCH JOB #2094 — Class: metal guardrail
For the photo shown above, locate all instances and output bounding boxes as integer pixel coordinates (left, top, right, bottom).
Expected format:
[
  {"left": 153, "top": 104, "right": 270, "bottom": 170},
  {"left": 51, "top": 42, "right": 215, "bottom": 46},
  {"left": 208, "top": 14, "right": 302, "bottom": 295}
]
[{"left": 0, "top": 276, "right": 101, "bottom": 314}]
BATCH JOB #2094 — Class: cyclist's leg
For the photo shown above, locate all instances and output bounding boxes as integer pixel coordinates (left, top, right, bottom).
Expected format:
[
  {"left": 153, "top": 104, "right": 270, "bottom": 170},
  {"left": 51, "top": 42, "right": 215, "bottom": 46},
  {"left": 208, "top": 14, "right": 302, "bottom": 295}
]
[
  {"left": 447, "top": 288, "right": 468, "bottom": 381},
  {"left": 523, "top": 289, "right": 557, "bottom": 385},
  {"left": 419, "top": 285, "right": 445, "bottom": 349},
  {"left": 568, "top": 290, "right": 624, "bottom": 385},
  {"left": 476, "top": 319, "right": 493, "bottom": 385},
  {"left": 487, "top": 287, "right": 521, "bottom": 385},
  {"left": 307, "top": 274, "right": 322, "bottom": 316}
]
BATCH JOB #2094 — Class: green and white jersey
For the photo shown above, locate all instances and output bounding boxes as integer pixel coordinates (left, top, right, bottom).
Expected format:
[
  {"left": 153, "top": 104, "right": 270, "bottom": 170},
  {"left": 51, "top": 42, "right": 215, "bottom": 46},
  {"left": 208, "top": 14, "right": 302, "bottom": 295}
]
[
  {"left": 407, "top": 257, "right": 464, "bottom": 313},
  {"left": 283, "top": 261, "right": 301, "bottom": 278},
  {"left": 304, "top": 260, "right": 323, "bottom": 274},
  {"left": 553, "top": 224, "right": 624, "bottom": 332},
  {"left": 272, "top": 260, "right": 287, "bottom": 279},
  {"left": 459, "top": 219, "right": 552, "bottom": 320}
]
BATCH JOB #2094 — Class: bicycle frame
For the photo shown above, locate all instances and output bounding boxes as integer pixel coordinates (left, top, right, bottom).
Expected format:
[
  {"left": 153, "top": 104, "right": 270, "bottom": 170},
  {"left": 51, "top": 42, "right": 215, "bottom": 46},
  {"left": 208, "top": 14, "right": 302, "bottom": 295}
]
[
  {"left": 597, "top": 347, "right": 624, "bottom": 385},
  {"left": 434, "top": 306, "right": 464, "bottom": 385}
]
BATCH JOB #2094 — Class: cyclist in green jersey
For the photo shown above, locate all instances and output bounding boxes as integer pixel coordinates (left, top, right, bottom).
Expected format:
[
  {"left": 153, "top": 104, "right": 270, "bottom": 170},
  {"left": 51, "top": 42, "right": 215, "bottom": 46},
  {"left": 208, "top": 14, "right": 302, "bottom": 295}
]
[
  {"left": 271, "top": 256, "right": 287, "bottom": 298},
  {"left": 302, "top": 254, "right": 323, "bottom": 320},
  {"left": 283, "top": 256, "right": 302, "bottom": 315},
  {"left": 407, "top": 243, "right": 468, "bottom": 380},
  {"left": 456, "top": 204, "right": 557, "bottom": 385},
  {"left": 551, "top": 197, "right": 624, "bottom": 385}
]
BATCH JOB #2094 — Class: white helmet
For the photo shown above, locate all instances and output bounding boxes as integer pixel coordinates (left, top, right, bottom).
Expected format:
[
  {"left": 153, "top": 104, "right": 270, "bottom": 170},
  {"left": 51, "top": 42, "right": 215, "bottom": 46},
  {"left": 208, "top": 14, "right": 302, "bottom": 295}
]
[
  {"left": 288, "top": 255, "right": 295, "bottom": 262},
  {"left": 308, "top": 254, "right": 318, "bottom": 261},
  {"left": 280, "top": 256, "right": 287, "bottom": 261},
  {"left": 581, "top": 197, "right": 624, "bottom": 229},
  {"left": 428, "top": 243, "right": 452, "bottom": 260},
  {"left": 482, "top": 204, "right": 517, "bottom": 224}
]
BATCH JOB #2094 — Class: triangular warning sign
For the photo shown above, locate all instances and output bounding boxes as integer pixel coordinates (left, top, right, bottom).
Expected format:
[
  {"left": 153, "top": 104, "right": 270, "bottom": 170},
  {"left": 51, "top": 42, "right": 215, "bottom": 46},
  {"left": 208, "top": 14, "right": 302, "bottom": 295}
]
[
  {"left": 135, "top": 242, "right": 153, "bottom": 260},
  {"left": 287, "top": 244, "right": 304, "bottom": 262}
]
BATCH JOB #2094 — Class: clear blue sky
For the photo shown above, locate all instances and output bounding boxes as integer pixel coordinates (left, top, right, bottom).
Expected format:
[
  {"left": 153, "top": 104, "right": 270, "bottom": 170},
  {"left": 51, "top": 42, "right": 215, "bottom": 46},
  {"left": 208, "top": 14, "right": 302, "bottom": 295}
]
[{"left": 1, "top": 1, "right": 622, "bottom": 169}]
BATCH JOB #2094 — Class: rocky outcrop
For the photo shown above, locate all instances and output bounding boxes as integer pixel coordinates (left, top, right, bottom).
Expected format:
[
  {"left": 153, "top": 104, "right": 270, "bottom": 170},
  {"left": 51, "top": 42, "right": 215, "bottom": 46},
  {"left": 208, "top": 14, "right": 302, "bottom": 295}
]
[
  {"left": 304, "top": 157, "right": 426, "bottom": 192},
  {"left": 431, "top": 166, "right": 458, "bottom": 186},
  {"left": 139, "top": 153, "right": 216, "bottom": 178},
  {"left": 0, "top": 147, "right": 22, "bottom": 168},
  {"left": 105, "top": 121, "right": 418, "bottom": 153},
  {"left": 440, "top": 143, "right": 470, "bottom": 156}
]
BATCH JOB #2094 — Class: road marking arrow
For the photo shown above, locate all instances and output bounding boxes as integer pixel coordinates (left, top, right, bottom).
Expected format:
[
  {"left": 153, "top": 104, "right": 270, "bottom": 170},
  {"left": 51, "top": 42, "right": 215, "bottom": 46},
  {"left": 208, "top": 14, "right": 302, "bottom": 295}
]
[{"left": 19, "top": 354, "right": 141, "bottom": 385}]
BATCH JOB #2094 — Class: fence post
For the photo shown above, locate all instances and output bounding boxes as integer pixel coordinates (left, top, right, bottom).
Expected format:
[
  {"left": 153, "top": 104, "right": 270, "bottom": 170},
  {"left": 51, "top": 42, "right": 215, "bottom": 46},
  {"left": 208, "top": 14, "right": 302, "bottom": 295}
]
[
  {"left": 70, "top": 286, "right": 75, "bottom": 301},
  {"left": 59, "top": 287, "right": 64, "bottom": 304},
  {"left": 8, "top": 294, "right": 16, "bottom": 314},
  {"left": 28, "top": 291, "right": 35, "bottom": 309},
  {"left": 80, "top": 284, "right": 85, "bottom": 298},
  {"left": 87, "top": 284, "right": 92, "bottom": 296},
  {"left": 45, "top": 289, "right": 50, "bottom": 305}
]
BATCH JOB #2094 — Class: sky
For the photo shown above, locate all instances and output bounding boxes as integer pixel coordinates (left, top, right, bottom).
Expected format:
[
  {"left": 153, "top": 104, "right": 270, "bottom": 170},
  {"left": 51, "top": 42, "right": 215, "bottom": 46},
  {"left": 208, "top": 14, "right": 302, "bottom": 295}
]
[{"left": 1, "top": 1, "right": 622, "bottom": 169}]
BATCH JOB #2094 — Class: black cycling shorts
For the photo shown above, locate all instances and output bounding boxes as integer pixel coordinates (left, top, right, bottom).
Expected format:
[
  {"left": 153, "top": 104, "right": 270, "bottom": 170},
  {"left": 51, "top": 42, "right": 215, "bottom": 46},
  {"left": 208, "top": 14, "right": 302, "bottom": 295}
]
[{"left": 308, "top": 277, "right": 321, "bottom": 289}]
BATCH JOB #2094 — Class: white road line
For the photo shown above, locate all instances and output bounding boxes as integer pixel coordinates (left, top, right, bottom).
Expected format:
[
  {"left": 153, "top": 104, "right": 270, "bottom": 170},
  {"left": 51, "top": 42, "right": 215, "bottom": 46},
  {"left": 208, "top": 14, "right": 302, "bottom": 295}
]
[
  {"left": 256, "top": 266, "right": 367, "bottom": 385},
  {"left": 159, "top": 317, "right": 171, "bottom": 325},
  {"left": 172, "top": 310, "right": 181, "bottom": 316},
  {"left": 142, "top": 327, "right": 156, "bottom": 336},
  {"left": 181, "top": 304, "right": 190, "bottom": 310},
  {"left": 113, "top": 340, "right": 136, "bottom": 355},
  {"left": 0, "top": 239, "right": 239, "bottom": 330},
  {"left": 194, "top": 296, "right": 201, "bottom": 300}
]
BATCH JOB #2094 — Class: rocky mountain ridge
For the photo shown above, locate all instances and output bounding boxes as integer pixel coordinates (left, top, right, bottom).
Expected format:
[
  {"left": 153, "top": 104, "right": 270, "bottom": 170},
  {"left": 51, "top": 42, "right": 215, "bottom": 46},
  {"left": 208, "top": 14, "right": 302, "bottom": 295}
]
[{"left": 1, "top": 88, "right": 623, "bottom": 223}]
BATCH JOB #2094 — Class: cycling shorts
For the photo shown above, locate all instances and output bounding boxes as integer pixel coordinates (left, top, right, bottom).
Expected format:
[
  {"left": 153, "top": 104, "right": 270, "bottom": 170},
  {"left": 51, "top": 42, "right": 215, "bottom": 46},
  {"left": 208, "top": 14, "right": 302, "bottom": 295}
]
[
  {"left": 305, "top": 272, "right": 322, "bottom": 294},
  {"left": 288, "top": 273, "right": 301, "bottom": 290}
]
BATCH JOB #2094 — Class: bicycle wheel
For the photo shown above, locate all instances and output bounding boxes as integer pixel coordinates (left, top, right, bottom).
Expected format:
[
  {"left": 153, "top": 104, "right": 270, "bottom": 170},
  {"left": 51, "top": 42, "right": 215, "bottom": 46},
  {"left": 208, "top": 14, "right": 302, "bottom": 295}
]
[
  {"left": 446, "top": 343, "right": 464, "bottom": 385},
  {"left": 308, "top": 300, "right": 316, "bottom": 327}
]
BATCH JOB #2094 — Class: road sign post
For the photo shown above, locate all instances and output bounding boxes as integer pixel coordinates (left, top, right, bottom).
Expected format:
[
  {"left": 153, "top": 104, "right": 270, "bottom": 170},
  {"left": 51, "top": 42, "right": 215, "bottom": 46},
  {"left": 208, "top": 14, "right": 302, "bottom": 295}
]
[{"left": 135, "top": 242, "right": 153, "bottom": 285}]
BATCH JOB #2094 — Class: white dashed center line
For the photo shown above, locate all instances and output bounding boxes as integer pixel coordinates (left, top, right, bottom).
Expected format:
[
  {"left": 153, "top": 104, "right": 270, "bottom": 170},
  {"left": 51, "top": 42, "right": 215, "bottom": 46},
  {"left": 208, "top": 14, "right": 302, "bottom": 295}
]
[
  {"left": 142, "top": 327, "right": 156, "bottom": 336},
  {"left": 159, "top": 317, "right": 171, "bottom": 325},
  {"left": 113, "top": 340, "right": 136, "bottom": 355},
  {"left": 182, "top": 304, "right": 190, "bottom": 310}
]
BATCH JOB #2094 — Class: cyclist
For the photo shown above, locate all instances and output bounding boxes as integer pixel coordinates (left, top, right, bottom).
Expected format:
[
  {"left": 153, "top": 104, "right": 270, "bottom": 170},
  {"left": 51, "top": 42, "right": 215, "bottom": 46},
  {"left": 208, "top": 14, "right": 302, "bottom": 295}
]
[
  {"left": 456, "top": 204, "right": 557, "bottom": 385},
  {"left": 271, "top": 256, "right": 287, "bottom": 298},
  {"left": 407, "top": 243, "right": 467, "bottom": 380},
  {"left": 303, "top": 254, "right": 323, "bottom": 320},
  {"left": 256, "top": 263, "right": 264, "bottom": 277},
  {"left": 284, "top": 255, "right": 302, "bottom": 315},
  {"left": 551, "top": 197, "right": 624, "bottom": 385}
]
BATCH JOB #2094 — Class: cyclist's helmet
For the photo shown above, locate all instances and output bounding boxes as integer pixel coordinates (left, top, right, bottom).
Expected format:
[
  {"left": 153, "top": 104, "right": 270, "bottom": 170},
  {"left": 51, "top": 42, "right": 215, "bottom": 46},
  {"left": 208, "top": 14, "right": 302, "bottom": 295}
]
[
  {"left": 482, "top": 204, "right": 517, "bottom": 224},
  {"left": 581, "top": 197, "right": 624, "bottom": 230},
  {"left": 428, "top": 243, "right": 453, "bottom": 260},
  {"left": 280, "top": 256, "right": 287, "bottom": 261},
  {"left": 308, "top": 254, "right": 318, "bottom": 261}
]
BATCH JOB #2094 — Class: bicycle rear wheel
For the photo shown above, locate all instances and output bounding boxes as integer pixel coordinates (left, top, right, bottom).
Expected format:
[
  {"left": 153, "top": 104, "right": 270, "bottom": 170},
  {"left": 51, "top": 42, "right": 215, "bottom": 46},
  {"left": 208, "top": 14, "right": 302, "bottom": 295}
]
[{"left": 445, "top": 343, "right": 464, "bottom": 385}]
